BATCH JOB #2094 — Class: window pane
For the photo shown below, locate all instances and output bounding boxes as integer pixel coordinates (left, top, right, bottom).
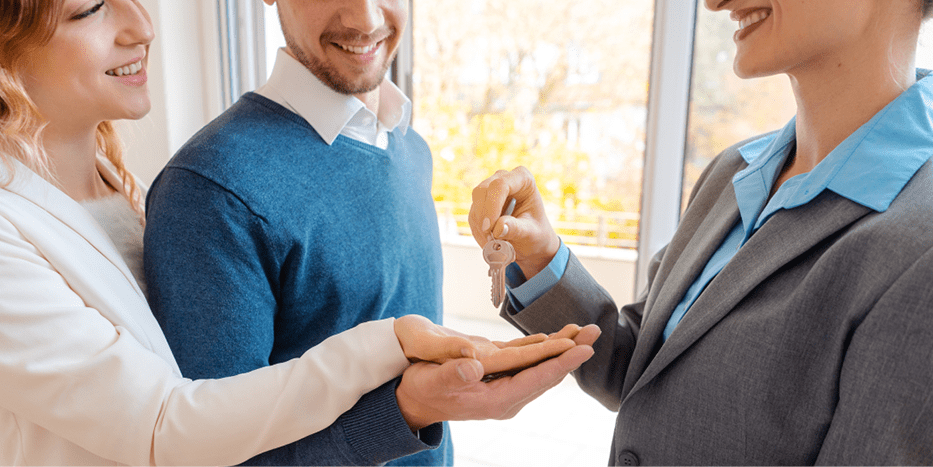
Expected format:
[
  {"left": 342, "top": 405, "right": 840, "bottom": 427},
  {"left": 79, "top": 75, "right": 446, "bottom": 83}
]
[
  {"left": 682, "top": 0, "right": 795, "bottom": 209},
  {"left": 414, "top": 0, "right": 653, "bottom": 253}
]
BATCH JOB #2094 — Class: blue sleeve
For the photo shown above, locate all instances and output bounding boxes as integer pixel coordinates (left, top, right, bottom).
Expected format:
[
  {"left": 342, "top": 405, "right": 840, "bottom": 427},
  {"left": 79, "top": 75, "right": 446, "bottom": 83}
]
[
  {"left": 144, "top": 167, "right": 438, "bottom": 465},
  {"left": 505, "top": 240, "right": 570, "bottom": 311}
]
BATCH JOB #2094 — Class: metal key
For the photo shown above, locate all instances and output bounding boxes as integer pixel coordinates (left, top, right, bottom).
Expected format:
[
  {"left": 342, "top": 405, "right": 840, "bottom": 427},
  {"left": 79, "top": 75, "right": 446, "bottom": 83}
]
[
  {"left": 482, "top": 198, "right": 517, "bottom": 307},
  {"left": 483, "top": 239, "right": 516, "bottom": 307}
]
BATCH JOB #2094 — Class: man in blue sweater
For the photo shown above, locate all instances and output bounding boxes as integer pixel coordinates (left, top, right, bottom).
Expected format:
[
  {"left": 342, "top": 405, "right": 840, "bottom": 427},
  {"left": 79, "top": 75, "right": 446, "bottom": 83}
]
[{"left": 144, "top": 0, "right": 491, "bottom": 464}]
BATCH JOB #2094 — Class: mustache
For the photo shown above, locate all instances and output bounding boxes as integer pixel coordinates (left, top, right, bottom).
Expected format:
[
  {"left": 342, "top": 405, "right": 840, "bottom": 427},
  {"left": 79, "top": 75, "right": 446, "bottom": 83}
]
[{"left": 321, "top": 26, "right": 396, "bottom": 44}]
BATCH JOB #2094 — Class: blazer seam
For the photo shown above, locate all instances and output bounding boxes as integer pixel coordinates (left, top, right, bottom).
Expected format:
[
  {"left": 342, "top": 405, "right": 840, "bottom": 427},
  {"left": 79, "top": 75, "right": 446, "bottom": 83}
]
[{"left": 12, "top": 413, "right": 27, "bottom": 464}]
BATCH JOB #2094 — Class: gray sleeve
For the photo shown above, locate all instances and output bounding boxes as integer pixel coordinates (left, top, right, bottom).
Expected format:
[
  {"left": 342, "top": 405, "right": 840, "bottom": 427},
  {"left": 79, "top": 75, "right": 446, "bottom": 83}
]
[{"left": 499, "top": 248, "right": 666, "bottom": 411}]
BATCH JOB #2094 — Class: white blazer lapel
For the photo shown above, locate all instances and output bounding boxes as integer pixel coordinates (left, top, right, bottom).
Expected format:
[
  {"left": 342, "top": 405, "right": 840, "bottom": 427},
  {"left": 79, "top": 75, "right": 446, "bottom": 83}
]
[{"left": 0, "top": 159, "right": 180, "bottom": 373}]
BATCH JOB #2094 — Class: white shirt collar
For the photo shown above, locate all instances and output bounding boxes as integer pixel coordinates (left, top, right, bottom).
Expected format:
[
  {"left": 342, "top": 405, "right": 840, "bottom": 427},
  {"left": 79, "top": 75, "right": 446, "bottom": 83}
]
[{"left": 256, "top": 48, "right": 411, "bottom": 147}]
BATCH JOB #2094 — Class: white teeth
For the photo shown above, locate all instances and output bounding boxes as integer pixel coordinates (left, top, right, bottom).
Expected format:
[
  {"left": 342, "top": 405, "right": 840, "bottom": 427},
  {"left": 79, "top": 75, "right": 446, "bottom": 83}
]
[
  {"left": 338, "top": 43, "right": 377, "bottom": 54},
  {"left": 106, "top": 60, "right": 143, "bottom": 77},
  {"left": 738, "top": 10, "right": 770, "bottom": 30}
]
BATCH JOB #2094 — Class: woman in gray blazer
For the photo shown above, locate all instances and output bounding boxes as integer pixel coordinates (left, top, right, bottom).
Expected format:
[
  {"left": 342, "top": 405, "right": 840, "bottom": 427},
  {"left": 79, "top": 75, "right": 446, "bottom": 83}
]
[{"left": 470, "top": 0, "right": 933, "bottom": 464}]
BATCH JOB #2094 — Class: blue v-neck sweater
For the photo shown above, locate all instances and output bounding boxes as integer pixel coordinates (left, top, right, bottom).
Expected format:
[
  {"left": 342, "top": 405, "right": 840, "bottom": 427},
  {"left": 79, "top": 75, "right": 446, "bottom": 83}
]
[{"left": 144, "top": 93, "right": 449, "bottom": 466}]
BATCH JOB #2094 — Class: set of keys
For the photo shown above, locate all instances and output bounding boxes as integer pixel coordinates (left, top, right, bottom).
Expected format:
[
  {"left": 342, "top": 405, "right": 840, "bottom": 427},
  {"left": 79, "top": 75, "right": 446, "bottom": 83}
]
[{"left": 483, "top": 198, "right": 517, "bottom": 308}]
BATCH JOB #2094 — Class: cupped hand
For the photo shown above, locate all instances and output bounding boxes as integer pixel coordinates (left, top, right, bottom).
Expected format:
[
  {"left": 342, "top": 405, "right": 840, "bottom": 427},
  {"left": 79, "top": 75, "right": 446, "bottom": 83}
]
[{"left": 395, "top": 324, "right": 601, "bottom": 430}]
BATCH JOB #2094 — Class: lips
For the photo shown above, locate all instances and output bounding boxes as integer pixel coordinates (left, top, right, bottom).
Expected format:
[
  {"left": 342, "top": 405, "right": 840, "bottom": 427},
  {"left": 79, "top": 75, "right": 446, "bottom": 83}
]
[
  {"left": 338, "top": 43, "right": 380, "bottom": 55},
  {"left": 732, "top": 8, "right": 771, "bottom": 41},
  {"left": 106, "top": 59, "right": 144, "bottom": 77}
]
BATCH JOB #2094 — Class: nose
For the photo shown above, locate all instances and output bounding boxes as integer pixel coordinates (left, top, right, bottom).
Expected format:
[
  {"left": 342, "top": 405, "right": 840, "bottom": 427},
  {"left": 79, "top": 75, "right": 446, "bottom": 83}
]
[
  {"left": 115, "top": 0, "right": 155, "bottom": 46},
  {"left": 705, "top": 0, "right": 731, "bottom": 11},
  {"left": 340, "top": 0, "right": 385, "bottom": 35}
]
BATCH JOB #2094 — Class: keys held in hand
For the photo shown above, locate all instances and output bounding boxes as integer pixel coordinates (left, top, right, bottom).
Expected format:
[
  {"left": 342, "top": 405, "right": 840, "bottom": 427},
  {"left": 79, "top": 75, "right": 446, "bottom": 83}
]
[
  {"left": 483, "top": 239, "right": 516, "bottom": 308},
  {"left": 483, "top": 198, "right": 517, "bottom": 308}
]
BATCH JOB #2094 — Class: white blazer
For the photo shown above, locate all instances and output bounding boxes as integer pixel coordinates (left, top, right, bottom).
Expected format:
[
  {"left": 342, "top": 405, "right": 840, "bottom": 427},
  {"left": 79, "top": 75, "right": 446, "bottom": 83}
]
[{"left": 0, "top": 158, "right": 409, "bottom": 466}]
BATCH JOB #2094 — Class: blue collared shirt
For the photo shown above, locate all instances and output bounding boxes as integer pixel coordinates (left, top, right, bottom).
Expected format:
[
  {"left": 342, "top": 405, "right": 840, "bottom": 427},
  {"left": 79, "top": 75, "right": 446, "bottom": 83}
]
[{"left": 510, "top": 70, "right": 933, "bottom": 332}]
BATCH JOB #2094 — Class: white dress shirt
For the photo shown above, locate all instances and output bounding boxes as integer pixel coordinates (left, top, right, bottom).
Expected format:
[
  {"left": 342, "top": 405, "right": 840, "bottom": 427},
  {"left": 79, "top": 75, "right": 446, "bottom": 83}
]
[{"left": 256, "top": 47, "right": 412, "bottom": 150}]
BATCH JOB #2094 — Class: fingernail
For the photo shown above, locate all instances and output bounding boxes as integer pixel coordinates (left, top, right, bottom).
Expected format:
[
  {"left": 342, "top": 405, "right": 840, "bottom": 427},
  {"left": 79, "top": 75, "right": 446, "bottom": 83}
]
[
  {"left": 499, "top": 223, "right": 509, "bottom": 237},
  {"left": 461, "top": 348, "right": 476, "bottom": 359},
  {"left": 457, "top": 361, "right": 482, "bottom": 382},
  {"left": 481, "top": 218, "right": 491, "bottom": 232}
]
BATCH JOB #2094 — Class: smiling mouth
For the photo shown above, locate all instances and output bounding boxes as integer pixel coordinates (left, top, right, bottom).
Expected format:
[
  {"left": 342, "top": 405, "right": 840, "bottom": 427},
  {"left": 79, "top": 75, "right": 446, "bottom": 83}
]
[
  {"left": 336, "top": 42, "right": 381, "bottom": 55},
  {"left": 732, "top": 8, "right": 771, "bottom": 40},
  {"left": 737, "top": 9, "right": 771, "bottom": 30},
  {"left": 106, "top": 59, "right": 144, "bottom": 77}
]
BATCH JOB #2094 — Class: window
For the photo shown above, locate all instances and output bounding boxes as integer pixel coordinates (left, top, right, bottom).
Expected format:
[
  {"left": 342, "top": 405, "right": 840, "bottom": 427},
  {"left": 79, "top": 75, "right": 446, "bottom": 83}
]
[
  {"left": 684, "top": 4, "right": 933, "bottom": 208},
  {"left": 683, "top": 0, "right": 796, "bottom": 207},
  {"left": 413, "top": 1, "right": 653, "bottom": 258}
]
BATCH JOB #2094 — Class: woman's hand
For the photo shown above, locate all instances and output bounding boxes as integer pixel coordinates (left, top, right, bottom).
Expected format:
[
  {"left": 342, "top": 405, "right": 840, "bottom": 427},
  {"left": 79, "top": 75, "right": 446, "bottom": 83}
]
[
  {"left": 394, "top": 316, "right": 585, "bottom": 377},
  {"left": 469, "top": 166, "right": 561, "bottom": 279},
  {"left": 395, "top": 324, "right": 601, "bottom": 430}
]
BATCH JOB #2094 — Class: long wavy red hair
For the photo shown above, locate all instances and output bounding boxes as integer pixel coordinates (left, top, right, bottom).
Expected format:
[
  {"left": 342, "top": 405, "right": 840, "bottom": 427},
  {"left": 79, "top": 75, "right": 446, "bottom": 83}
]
[{"left": 0, "top": 0, "right": 143, "bottom": 213}]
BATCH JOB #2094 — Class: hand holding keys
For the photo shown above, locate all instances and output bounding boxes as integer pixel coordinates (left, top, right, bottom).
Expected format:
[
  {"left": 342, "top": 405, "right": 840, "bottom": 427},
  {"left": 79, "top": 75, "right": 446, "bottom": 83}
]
[{"left": 483, "top": 198, "right": 517, "bottom": 308}]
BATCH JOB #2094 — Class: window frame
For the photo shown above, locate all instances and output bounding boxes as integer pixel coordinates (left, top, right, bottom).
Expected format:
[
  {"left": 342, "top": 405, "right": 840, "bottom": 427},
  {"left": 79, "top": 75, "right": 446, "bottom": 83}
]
[{"left": 231, "top": 0, "right": 699, "bottom": 296}]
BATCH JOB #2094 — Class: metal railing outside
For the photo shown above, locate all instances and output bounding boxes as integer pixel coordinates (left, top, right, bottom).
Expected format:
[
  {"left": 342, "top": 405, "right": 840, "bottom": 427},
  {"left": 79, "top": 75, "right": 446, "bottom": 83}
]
[{"left": 436, "top": 202, "right": 639, "bottom": 250}]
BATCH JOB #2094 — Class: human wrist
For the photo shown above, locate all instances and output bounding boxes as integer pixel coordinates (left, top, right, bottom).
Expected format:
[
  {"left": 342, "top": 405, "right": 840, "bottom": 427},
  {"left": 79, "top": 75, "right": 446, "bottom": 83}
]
[
  {"left": 395, "top": 381, "right": 434, "bottom": 432},
  {"left": 517, "top": 235, "right": 561, "bottom": 279}
]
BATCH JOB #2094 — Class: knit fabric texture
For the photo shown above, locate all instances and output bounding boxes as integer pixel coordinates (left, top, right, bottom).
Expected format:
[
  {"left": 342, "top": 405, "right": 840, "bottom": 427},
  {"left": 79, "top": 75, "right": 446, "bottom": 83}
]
[{"left": 144, "top": 92, "right": 450, "bottom": 466}]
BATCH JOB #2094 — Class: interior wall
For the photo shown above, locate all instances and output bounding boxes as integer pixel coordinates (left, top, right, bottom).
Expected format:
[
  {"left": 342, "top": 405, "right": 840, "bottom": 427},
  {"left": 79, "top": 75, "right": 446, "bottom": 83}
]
[{"left": 121, "top": 0, "right": 222, "bottom": 187}]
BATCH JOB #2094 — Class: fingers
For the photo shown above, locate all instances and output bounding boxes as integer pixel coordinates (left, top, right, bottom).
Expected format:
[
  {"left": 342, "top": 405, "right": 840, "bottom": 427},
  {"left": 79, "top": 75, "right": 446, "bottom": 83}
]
[
  {"left": 547, "top": 323, "right": 583, "bottom": 341},
  {"left": 483, "top": 344, "right": 596, "bottom": 419},
  {"left": 573, "top": 324, "right": 601, "bottom": 346},
  {"left": 468, "top": 167, "right": 535, "bottom": 245},
  {"left": 480, "top": 337, "right": 576, "bottom": 375},
  {"left": 493, "top": 333, "right": 548, "bottom": 348}
]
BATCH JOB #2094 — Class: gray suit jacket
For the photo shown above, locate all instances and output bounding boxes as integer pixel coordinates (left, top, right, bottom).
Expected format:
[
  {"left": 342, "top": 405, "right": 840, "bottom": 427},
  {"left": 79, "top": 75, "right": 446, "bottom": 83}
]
[{"left": 503, "top": 141, "right": 933, "bottom": 465}]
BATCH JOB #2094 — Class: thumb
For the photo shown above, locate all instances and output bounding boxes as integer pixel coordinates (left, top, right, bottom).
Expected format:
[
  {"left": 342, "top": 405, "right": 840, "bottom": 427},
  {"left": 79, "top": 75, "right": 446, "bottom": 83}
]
[
  {"left": 493, "top": 216, "right": 536, "bottom": 242},
  {"left": 448, "top": 358, "right": 484, "bottom": 383}
]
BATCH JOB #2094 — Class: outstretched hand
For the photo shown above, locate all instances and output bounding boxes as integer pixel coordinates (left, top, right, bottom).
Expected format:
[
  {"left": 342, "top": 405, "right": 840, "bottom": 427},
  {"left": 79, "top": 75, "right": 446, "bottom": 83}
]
[
  {"left": 395, "top": 316, "right": 578, "bottom": 374},
  {"left": 395, "top": 324, "right": 600, "bottom": 431}
]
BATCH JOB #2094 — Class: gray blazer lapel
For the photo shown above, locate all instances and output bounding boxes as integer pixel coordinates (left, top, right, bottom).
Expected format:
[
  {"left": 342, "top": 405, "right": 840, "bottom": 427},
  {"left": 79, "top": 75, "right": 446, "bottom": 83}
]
[
  {"left": 622, "top": 184, "right": 741, "bottom": 398},
  {"left": 629, "top": 191, "right": 873, "bottom": 397}
]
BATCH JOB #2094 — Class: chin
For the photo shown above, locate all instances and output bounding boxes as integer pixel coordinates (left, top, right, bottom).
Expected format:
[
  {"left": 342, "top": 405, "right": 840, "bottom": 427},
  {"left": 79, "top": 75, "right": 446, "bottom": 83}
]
[
  {"left": 733, "top": 59, "right": 776, "bottom": 80},
  {"left": 123, "top": 100, "right": 152, "bottom": 121}
]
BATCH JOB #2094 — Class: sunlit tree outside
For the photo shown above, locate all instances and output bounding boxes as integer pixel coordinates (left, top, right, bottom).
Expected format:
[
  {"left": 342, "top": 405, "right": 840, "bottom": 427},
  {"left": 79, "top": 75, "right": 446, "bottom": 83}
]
[{"left": 413, "top": 0, "right": 654, "bottom": 249}]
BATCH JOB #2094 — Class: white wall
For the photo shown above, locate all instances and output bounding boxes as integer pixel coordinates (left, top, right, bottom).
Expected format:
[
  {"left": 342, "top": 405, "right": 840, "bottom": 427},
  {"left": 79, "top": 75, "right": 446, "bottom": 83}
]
[
  {"left": 442, "top": 239, "right": 636, "bottom": 322},
  {"left": 121, "top": 0, "right": 222, "bottom": 186}
]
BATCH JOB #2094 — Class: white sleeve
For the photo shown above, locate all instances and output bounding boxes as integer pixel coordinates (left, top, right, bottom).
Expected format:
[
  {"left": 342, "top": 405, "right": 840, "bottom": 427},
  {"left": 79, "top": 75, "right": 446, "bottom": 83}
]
[{"left": 0, "top": 215, "right": 409, "bottom": 466}]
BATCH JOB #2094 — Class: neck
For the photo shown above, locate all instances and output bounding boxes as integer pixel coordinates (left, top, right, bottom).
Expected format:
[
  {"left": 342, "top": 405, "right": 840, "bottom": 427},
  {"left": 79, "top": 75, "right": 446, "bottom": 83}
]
[
  {"left": 786, "top": 22, "right": 917, "bottom": 175},
  {"left": 41, "top": 123, "right": 112, "bottom": 201}
]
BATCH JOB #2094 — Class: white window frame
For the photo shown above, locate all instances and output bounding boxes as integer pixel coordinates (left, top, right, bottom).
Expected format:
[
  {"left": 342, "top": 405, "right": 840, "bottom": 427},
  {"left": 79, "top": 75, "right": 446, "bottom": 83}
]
[{"left": 225, "top": 0, "right": 699, "bottom": 297}]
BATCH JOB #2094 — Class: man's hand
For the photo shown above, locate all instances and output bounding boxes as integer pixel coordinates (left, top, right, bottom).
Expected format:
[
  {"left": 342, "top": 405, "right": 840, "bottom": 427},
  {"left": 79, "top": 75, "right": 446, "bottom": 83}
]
[
  {"left": 468, "top": 166, "right": 561, "bottom": 279},
  {"left": 394, "top": 324, "right": 600, "bottom": 431},
  {"left": 395, "top": 316, "right": 578, "bottom": 374}
]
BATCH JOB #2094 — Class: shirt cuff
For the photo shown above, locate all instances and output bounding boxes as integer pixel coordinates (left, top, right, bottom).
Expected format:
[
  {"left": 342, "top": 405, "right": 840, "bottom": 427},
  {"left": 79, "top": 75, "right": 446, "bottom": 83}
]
[{"left": 506, "top": 240, "right": 570, "bottom": 311}]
